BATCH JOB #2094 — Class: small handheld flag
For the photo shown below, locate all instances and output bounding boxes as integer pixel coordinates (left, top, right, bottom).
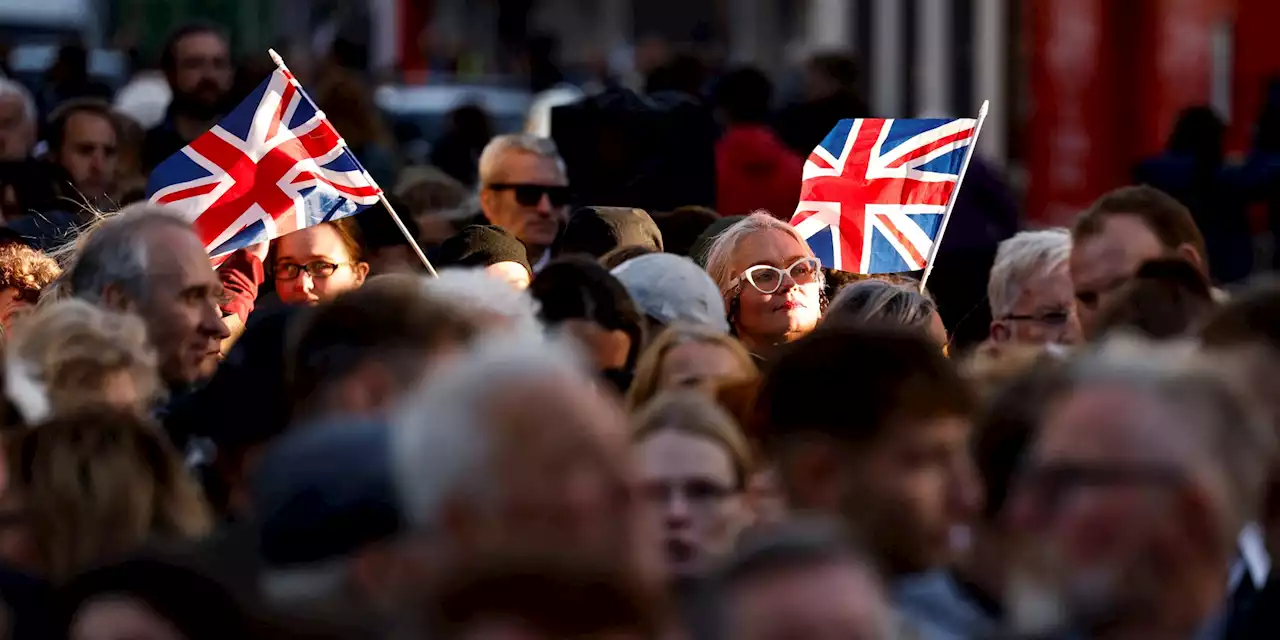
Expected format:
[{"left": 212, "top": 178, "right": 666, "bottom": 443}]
[{"left": 790, "top": 102, "right": 988, "bottom": 290}]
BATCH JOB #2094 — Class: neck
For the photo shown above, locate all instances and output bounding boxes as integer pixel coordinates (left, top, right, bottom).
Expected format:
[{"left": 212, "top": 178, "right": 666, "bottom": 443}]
[
  {"left": 526, "top": 244, "right": 548, "bottom": 265},
  {"left": 738, "top": 331, "right": 794, "bottom": 356},
  {"left": 954, "top": 524, "right": 1008, "bottom": 613},
  {"left": 173, "top": 112, "right": 218, "bottom": 142},
  {"left": 1092, "top": 560, "right": 1227, "bottom": 640}
]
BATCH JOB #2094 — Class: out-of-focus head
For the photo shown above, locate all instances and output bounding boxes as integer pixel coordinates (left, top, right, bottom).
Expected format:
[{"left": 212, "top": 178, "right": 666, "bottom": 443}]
[
  {"left": 530, "top": 257, "right": 645, "bottom": 375},
  {"left": 433, "top": 225, "right": 532, "bottom": 290},
  {"left": 717, "top": 518, "right": 895, "bottom": 640},
  {"left": 626, "top": 324, "right": 757, "bottom": 411},
  {"left": 5, "top": 298, "right": 160, "bottom": 423},
  {"left": 271, "top": 219, "right": 370, "bottom": 306},
  {"left": 1199, "top": 278, "right": 1280, "bottom": 443},
  {"left": 756, "top": 325, "right": 979, "bottom": 577},
  {"left": 824, "top": 279, "right": 948, "bottom": 354},
  {"left": 0, "top": 79, "right": 36, "bottom": 161},
  {"left": 477, "top": 134, "right": 569, "bottom": 256},
  {"left": 66, "top": 204, "right": 229, "bottom": 389},
  {"left": 285, "top": 274, "right": 478, "bottom": 423},
  {"left": 1007, "top": 336, "right": 1271, "bottom": 637},
  {"left": 633, "top": 391, "right": 754, "bottom": 577},
  {"left": 160, "top": 23, "right": 232, "bottom": 117},
  {"left": 988, "top": 228, "right": 1081, "bottom": 346},
  {"left": 559, "top": 207, "right": 663, "bottom": 259},
  {"left": 705, "top": 212, "right": 823, "bottom": 354},
  {"left": 46, "top": 99, "right": 121, "bottom": 202},
  {"left": 611, "top": 253, "right": 730, "bottom": 334},
  {"left": 0, "top": 241, "right": 59, "bottom": 334},
  {"left": 419, "top": 267, "right": 544, "bottom": 338},
  {"left": 1070, "top": 186, "right": 1206, "bottom": 338},
  {"left": 1, "top": 411, "right": 212, "bottom": 582},
  {"left": 391, "top": 332, "right": 643, "bottom": 574},
  {"left": 1091, "top": 257, "right": 1216, "bottom": 340},
  {"left": 352, "top": 195, "right": 424, "bottom": 277},
  {"left": 393, "top": 165, "right": 473, "bottom": 246}
]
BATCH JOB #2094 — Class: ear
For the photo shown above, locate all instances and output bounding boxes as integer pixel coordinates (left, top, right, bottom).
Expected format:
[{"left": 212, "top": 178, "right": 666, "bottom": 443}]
[
  {"left": 989, "top": 321, "right": 1011, "bottom": 343},
  {"left": 479, "top": 186, "right": 498, "bottom": 219},
  {"left": 99, "top": 283, "right": 136, "bottom": 313},
  {"left": 353, "top": 261, "right": 370, "bottom": 285},
  {"left": 780, "top": 439, "right": 847, "bottom": 513},
  {"left": 1175, "top": 243, "right": 1205, "bottom": 274}
]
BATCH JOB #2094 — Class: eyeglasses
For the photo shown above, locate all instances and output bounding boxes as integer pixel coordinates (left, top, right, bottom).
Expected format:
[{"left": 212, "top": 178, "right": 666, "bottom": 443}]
[
  {"left": 275, "top": 261, "right": 350, "bottom": 280},
  {"left": 1018, "top": 461, "right": 1185, "bottom": 511},
  {"left": 1002, "top": 309, "right": 1074, "bottom": 327},
  {"left": 733, "top": 257, "right": 822, "bottom": 295},
  {"left": 643, "top": 479, "right": 739, "bottom": 508},
  {"left": 488, "top": 183, "right": 572, "bottom": 207}
]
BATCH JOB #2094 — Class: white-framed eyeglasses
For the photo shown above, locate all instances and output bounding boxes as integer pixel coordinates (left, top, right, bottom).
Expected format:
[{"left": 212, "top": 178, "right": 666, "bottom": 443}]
[{"left": 733, "top": 257, "right": 822, "bottom": 295}]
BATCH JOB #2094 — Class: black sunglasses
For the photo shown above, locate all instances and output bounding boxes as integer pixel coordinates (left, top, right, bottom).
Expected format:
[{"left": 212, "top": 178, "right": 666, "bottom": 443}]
[{"left": 488, "top": 183, "right": 572, "bottom": 207}]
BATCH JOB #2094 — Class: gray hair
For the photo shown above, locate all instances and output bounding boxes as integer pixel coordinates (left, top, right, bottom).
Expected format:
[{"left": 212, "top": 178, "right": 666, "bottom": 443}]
[
  {"left": 704, "top": 211, "right": 820, "bottom": 296},
  {"left": 419, "top": 267, "right": 544, "bottom": 338},
  {"left": 0, "top": 78, "right": 36, "bottom": 125},
  {"left": 65, "top": 203, "right": 194, "bottom": 304},
  {"left": 988, "top": 229, "right": 1072, "bottom": 318},
  {"left": 477, "top": 133, "right": 566, "bottom": 187},
  {"left": 390, "top": 331, "right": 592, "bottom": 533},
  {"left": 825, "top": 279, "right": 937, "bottom": 330},
  {"left": 1065, "top": 334, "right": 1275, "bottom": 537}
]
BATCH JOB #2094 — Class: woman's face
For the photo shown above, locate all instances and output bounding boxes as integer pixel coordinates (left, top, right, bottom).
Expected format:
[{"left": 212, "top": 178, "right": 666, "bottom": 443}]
[
  {"left": 273, "top": 225, "right": 369, "bottom": 305},
  {"left": 658, "top": 341, "right": 746, "bottom": 395},
  {"left": 636, "top": 429, "right": 749, "bottom": 577},
  {"left": 70, "top": 596, "right": 185, "bottom": 640},
  {"left": 728, "top": 230, "right": 822, "bottom": 350}
]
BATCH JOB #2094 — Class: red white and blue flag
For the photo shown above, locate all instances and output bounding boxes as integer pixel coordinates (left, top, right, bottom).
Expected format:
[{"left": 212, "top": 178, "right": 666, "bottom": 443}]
[
  {"left": 790, "top": 117, "right": 977, "bottom": 274},
  {"left": 146, "top": 66, "right": 381, "bottom": 259}
]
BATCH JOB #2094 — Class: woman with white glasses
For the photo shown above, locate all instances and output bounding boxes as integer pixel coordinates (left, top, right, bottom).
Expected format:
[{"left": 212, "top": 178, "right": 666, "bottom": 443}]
[{"left": 704, "top": 212, "right": 825, "bottom": 359}]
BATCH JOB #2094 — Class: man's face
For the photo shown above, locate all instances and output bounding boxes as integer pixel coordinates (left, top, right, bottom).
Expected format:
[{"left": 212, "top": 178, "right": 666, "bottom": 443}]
[
  {"left": 725, "top": 560, "right": 894, "bottom": 640},
  {"left": 993, "top": 263, "right": 1083, "bottom": 346},
  {"left": 479, "top": 152, "right": 569, "bottom": 252},
  {"left": 131, "top": 225, "right": 231, "bottom": 388},
  {"left": 168, "top": 31, "right": 232, "bottom": 111},
  {"left": 0, "top": 96, "right": 33, "bottom": 161},
  {"left": 1070, "top": 215, "right": 1167, "bottom": 338},
  {"left": 54, "top": 111, "right": 118, "bottom": 200},
  {"left": 1007, "top": 386, "right": 1198, "bottom": 633}
]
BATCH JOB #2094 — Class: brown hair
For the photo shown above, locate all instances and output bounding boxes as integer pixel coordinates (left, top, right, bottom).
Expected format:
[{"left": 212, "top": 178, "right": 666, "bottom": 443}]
[
  {"left": 0, "top": 242, "right": 59, "bottom": 299},
  {"left": 6, "top": 410, "right": 212, "bottom": 582},
  {"left": 314, "top": 70, "right": 390, "bottom": 149},
  {"left": 1093, "top": 257, "right": 1216, "bottom": 339},
  {"left": 46, "top": 98, "right": 122, "bottom": 156},
  {"left": 633, "top": 391, "right": 754, "bottom": 489},
  {"left": 270, "top": 218, "right": 366, "bottom": 271},
  {"left": 626, "top": 324, "right": 757, "bottom": 411},
  {"left": 1072, "top": 185, "right": 1207, "bottom": 266},
  {"left": 1200, "top": 277, "right": 1280, "bottom": 351}
]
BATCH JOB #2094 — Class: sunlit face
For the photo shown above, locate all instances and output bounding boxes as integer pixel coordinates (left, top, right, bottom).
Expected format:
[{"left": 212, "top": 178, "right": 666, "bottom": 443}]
[
  {"left": 992, "top": 263, "right": 1083, "bottom": 346},
  {"left": 480, "top": 151, "right": 569, "bottom": 254},
  {"left": 1070, "top": 216, "right": 1167, "bottom": 339},
  {"left": 70, "top": 596, "right": 185, "bottom": 640},
  {"left": 273, "top": 224, "right": 370, "bottom": 305},
  {"left": 657, "top": 340, "right": 748, "bottom": 394},
  {"left": 485, "top": 261, "right": 532, "bottom": 290},
  {"left": 636, "top": 429, "right": 748, "bottom": 576},
  {"left": 728, "top": 230, "right": 822, "bottom": 352}
]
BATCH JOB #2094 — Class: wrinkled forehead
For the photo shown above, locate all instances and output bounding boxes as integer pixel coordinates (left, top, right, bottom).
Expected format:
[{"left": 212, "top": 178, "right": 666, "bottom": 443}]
[
  {"left": 1037, "top": 384, "right": 1190, "bottom": 463},
  {"left": 492, "top": 150, "right": 567, "bottom": 185}
]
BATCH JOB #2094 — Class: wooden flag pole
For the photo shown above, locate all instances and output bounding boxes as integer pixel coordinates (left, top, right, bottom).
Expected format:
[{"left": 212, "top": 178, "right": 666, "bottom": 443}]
[
  {"left": 918, "top": 100, "right": 989, "bottom": 294},
  {"left": 267, "top": 49, "right": 439, "bottom": 278}
]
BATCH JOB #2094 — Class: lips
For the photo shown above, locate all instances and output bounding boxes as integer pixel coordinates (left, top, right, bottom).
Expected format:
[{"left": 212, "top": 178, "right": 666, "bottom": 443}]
[
  {"left": 664, "top": 538, "right": 696, "bottom": 566},
  {"left": 777, "top": 300, "right": 803, "bottom": 311}
]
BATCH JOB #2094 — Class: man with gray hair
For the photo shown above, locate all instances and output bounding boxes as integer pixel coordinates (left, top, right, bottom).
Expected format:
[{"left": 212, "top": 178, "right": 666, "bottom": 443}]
[
  {"left": 1007, "top": 335, "right": 1274, "bottom": 638},
  {"left": 0, "top": 78, "right": 36, "bottom": 160},
  {"left": 476, "top": 133, "right": 571, "bottom": 271},
  {"left": 389, "top": 329, "right": 644, "bottom": 578},
  {"left": 987, "top": 228, "right": 1083, "bottom": 346},
  {"left": 65, "top": 203, "right": 229, "bottom": 393}
]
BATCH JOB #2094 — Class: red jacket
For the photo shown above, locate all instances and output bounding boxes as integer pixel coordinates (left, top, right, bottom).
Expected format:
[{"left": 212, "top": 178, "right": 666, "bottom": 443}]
[{"left": 716, "top": 124, "right": 804, "bottom": 219}]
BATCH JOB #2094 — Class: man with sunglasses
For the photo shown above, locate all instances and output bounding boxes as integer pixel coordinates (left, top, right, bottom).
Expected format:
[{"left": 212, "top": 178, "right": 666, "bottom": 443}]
[
  {"left": 1005, "top": 336, "right": 1272, "bottom": 639},
  {"left": 476, "top": 134, "right": 571, "bottom": 272}
]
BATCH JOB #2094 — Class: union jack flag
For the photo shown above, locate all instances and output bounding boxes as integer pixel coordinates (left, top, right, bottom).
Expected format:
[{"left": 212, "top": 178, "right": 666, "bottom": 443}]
[
  {"left": 146, "top": 66, "right": 381, "bottom": 259},
  {"left": 790, "top": 117, "right": 977, "bottom": 274}
]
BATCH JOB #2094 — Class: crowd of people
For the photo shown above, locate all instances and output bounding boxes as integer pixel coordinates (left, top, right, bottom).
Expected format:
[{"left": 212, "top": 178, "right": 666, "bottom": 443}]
[{"left": 0, "top": 18, "right": 1276, "bottom": 640}]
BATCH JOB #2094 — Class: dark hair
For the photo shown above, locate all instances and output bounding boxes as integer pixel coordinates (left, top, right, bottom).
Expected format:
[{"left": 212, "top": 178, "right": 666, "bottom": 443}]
[
  {"left": 353, "top": 194, "right": 419, "bottom": 252},
  {"left": 427, "top": 555, "right": 664, "bottom": 639},
  {"left": 718, "top": 518, "right": 871, "bottom": 588},
  {"left": 599, "top": 244, "right": 656, "bottom": 270},
  {"left": 807, "top": 53, "right": 862, "bottom": 91},
  {"left": 529, "top": 256, "right": 646, "bottom": 368},
  {"left": 160, "top": 23, "right": 228, "bottom": 74},
  {"left": 1094, "top": 257, "right": 1216, "bottom": 339},
  {"left": 285, "top": 275, "right": 478, "bottom": 418},
  {"left": 654, "top": 205, "right": 720, "bottom": 257},
  {"left": 1200, "top": 276, "right": 1280, "bottom": 351},
  {"left": 1073, "top": 185, "right": 1208, "bottom": 269},
  {"left": 713, "top": 67, "right": 774, "bottom": 123},
  {"left": 46, "top": 98, "right": 120, "bottom": 155},
  {"left": 756, "top": 325, "right": 974, "bottom": 452}
]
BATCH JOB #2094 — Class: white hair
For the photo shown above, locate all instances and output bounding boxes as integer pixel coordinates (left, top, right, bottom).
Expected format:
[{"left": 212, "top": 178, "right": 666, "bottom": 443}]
[
  {"left": 390, "top": 330, "right": 592, "bottom": 532},
  {"left": 704, "top": 211, "right": 820, "bottom": 295},
  {"left": 987, "top": 229, "right": 1072, "bottom": 318},
  {"left": 419, "top": 267, "right": 545, "bottom": 338},
  {"left": 0, "top": 78, "right": 36, "bottom": 125},
  {"left": 477, "top": 133, "right": 566, "bottom": 187},
  {"left": 65, "top": 203, "right": 194, "bottom": 304}
]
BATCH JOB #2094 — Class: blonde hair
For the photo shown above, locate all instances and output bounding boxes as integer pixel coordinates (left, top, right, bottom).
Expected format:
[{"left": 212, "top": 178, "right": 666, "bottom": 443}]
[
  {"left": 626, "top": 324, "right": 757, "bottom": 411},
  {"left": 5, "top": 298, "right": 160, "bottom": 422},
  {"left": 0, "top": 243, "right": 59, "bottom": 297},
  {"left": 703, "top": 211, "right": 818, "bottom": 297},
  {"left": 6, "top": 410, "right": 212, "bottom": 582},
  {"left": 633, "top": 391, "right": 754, "bottom": 488}
]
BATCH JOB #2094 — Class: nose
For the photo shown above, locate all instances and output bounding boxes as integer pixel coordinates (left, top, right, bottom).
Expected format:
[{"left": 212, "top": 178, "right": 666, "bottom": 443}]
[
  {"left": 535, "top": 192, "right": 553, "bottom": 214},
  {"left": 947, "top": 454, "right": 983, "bottom": 521},
  {"left": 1061, "top": 311, "right": 1084, "bottom": 345},
  {"left": 203, "top": 298, "right": 231, "bottom": 339},
  {"left": 665, "top": 491, "right": 691, "bottom": 528},
  {"left": 292, "top": 272, "right": 315, "bottom": 295}
]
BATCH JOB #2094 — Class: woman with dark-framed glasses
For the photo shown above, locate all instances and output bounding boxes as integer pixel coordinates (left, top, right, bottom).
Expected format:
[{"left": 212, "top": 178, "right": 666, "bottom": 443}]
[
  {"left": 704, "top": 212, "right": 825, "bottom": 359},
  {"left": 271, "top": 218, "right": 370, "bottom": 306}
]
